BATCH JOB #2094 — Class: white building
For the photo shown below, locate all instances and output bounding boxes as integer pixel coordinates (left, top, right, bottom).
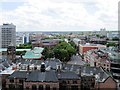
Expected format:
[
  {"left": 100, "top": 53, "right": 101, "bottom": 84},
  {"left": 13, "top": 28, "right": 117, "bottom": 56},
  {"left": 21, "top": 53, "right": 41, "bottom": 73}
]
[
  {"left": 0, "top": 23, "right": 16, "bottom": 48},
  {"left": 99, "top": 28, "right": 107, "bottom": 36},
  {"left": 22, "top": 33, "right": 29, "bottom": 44}
]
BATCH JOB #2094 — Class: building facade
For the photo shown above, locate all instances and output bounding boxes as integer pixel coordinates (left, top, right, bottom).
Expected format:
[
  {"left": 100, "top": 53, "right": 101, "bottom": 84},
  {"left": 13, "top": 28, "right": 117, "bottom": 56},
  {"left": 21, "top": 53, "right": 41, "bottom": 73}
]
[
  {"left": 79, "top": 43, "right": 106, "bottom": 56},
  {"left": 0, "top": 23, "right": 16, "bottom": 48}
]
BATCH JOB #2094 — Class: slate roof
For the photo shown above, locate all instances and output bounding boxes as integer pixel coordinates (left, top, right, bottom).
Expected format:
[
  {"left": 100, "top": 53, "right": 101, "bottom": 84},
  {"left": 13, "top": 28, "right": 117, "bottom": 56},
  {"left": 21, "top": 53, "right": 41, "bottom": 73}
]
[
  {"left": 2, "top": 61, "right": 10, "bottom": 68},
  {"left": 26, "top": 70, "right": 58, "bottom": 82},
  {"left": 45, "top": 58, "right": 62, "bottom": 70},
  {"left": 63, "top": 64, "right": 110, "bottom": 82},
  {"left": 8, "top": 71, "right": 29, "bottom": 79},
  {"left": 63, "top": 64, "right": 82, "bottom": 72},
  {"left": 80, "top": 67, "right": 109, "bottom": 82},
  {"left": 57, "top": 71, "right": 80, "bottom": 80}
]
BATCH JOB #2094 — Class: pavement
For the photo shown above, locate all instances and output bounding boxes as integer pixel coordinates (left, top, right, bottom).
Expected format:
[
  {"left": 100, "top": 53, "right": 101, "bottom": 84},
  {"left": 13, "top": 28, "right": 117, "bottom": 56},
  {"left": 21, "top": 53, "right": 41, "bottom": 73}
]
[{"left": 67, "top": 54, "right": 85, "bottom": 65}]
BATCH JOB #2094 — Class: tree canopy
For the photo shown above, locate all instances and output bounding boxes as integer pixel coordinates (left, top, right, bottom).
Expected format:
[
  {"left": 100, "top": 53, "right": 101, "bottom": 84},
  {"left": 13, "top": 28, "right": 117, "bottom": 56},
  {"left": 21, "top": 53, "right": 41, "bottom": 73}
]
[{"left": 42, "top": 41, "right": 76, "bottom": 62}]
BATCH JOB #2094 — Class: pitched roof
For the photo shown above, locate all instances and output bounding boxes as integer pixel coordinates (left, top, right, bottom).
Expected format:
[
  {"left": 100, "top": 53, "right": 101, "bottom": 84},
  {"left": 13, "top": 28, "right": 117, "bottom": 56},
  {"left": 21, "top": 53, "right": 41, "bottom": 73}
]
[
  {"left": 26, "top": 70, "right": 58, "bottom": 82},
  {"left": 8, "top": 71, "right": 29, "bottom": 79},
  {"left": 57, "top": 71, "right": 80, "bottom": 80},
  {"left": 23, "top": 47, "right": 44, "bottom": 59}
]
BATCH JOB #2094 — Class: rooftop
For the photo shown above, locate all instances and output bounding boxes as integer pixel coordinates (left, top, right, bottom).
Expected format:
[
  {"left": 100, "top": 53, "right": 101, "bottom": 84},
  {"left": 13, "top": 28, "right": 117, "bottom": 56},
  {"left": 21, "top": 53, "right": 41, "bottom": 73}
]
[
  {"left": 23, "top": 47, "right": 44, "bottom": 59},
  {"left": 26, "top": 70, "right": 58, "bottom": 82},
  {"left": 8, "top": 71, "right": 29, "bottom": 79},
  {"left": 79, "top": 43, "right": 106, "bottom": 47},
  {"left": 57, "top": 71, "right": 80, "bottom": 80},
  {"left": 0, "top": 48, "right": 31, "bottom": 52}
]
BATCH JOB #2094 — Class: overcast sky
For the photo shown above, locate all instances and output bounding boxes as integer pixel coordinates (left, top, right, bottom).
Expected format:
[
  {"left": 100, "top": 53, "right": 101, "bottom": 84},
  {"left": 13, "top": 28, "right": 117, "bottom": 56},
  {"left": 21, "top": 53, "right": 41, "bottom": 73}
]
[{"left": 0, "top": 0, "right": 119, "bottom": 32}]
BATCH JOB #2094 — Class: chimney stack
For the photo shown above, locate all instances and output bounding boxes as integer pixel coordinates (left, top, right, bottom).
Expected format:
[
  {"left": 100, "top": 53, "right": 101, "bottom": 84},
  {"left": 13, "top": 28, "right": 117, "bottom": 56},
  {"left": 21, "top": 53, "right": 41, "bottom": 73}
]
[{"left": 41, "top": 62, "right": 45, "bottom": 72}]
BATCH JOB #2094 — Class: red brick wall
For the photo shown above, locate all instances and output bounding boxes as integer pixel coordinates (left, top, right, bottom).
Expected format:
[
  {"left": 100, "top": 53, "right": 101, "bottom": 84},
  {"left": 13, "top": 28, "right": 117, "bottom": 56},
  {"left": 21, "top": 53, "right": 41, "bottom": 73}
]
[
  {"left": 82, "top": 47, "right": 98, "bottom": 54},
  {"left": 98, "top": 77, "right": 117, "bottom": 90}
]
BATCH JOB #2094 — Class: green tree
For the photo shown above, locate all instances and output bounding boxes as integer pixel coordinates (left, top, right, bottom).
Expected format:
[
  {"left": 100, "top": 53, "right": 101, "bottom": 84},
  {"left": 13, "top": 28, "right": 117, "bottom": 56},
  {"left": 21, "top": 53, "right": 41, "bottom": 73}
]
[
  {"left": 16, "top": 43, "right": 32, "bottom": 49},
  {"left": 53, "top": 41, "right": 76, "bottom": 62},
  {"left": 112, "top": 37, "right": 119, "bottom": 41},
  {"left": 106, "top": 42, "right": 117, "bottom": 47},
  {"left": 42, "top": 41, "right": 76, "bottom": 62}
]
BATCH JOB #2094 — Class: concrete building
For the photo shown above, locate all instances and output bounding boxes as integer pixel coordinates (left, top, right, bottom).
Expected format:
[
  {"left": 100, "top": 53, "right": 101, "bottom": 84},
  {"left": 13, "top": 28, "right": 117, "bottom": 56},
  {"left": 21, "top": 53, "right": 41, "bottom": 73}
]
[
  {"left": 22, "top": 33, "right": 29, "bottom": 44},
  {"left": 89, "top": 37, "right": 107, "bottom": 45},
  {"left": 73, "top": 38, "right": 85, "bottom": 46},
  {"left": 32, "top": 39, "right": 63, "bottom": 48},
  {"left": 107, "top": 31, "right": 119, "bottom": 39},
  {"left": 99, "top": 28, "right": 107, "bottom": 36},
  {"left": 0, "top": 23, "right": 16, "bottom": 48}
]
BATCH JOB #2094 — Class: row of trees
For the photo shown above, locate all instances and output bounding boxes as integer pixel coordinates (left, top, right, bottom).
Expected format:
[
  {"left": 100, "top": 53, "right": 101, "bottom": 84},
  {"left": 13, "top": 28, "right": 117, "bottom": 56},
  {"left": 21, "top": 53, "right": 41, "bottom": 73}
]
[
  {"left": 106, "top": 42, "right": 119, "bottom": 47},
  {"left": 42, "top": 41, "right": 76, "bottom": 62},
  {"left": 16, "top": 42, "right": 32, "bottom": 49}
]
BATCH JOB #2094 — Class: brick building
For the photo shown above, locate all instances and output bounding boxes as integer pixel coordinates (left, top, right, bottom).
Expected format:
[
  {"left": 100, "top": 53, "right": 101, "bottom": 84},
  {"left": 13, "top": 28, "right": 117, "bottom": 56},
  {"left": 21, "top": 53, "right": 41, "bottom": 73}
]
[{"left": 79, "top": 43, "right": 106, "bottom": 56}]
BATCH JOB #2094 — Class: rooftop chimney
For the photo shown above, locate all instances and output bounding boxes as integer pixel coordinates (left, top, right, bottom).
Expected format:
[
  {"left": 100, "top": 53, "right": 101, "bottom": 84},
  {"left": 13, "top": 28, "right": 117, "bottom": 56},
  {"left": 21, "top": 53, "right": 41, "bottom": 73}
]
[{"left": 41, "top": 62, "right": 45, "bottom": 72}]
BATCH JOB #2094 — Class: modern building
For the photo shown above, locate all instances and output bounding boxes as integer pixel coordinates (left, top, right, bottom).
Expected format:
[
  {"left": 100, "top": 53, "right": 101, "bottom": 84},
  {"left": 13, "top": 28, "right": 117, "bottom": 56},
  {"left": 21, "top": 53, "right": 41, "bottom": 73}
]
[
  {"left": 32, "top": 39, "right": 63, "bottom": 48},
  {"left": 89, "top": 37, "right": 107, "bottom": 45},
  {"left": 22, "top": 33, "right": 30, "bottom": 44},
  {"left": 73, "top": 38, "right": 85, "bottom": 46},
  {"left": 99, "top": 28, "right": 107, "bottom": 36},
  {"left": 107, "top": 31, "right": 119, "bottom": 39},
  {"left": 0, "top": 23, "right": 16, "bottom": 48}
]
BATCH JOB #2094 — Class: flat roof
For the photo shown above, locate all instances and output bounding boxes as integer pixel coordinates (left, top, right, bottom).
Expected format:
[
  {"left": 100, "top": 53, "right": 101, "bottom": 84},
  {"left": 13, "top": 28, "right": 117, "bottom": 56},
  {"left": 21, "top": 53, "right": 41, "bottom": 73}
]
[
  {"left": 0, "top": 48, "right": 31, "bottom": 52},
  {"left": 79, "top": 43, "right": 106, "bottom": 47}
]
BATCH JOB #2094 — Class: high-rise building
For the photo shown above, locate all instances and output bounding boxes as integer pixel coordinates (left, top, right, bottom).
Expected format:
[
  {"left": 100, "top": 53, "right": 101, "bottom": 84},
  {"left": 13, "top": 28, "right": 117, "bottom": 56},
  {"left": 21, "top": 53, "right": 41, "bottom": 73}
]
[
  {"left": 0, "top": 23, "right": 16, "bottom": 48},
  {"left": 22, "top": 33, "right": 29, "bottom": 44}
]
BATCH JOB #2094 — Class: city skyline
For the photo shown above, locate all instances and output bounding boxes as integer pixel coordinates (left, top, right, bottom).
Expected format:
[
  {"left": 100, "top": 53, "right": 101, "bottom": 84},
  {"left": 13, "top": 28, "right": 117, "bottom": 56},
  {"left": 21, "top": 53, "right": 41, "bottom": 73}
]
[{"left": 0, "top": 0, "right": 119, "bottom": 32}]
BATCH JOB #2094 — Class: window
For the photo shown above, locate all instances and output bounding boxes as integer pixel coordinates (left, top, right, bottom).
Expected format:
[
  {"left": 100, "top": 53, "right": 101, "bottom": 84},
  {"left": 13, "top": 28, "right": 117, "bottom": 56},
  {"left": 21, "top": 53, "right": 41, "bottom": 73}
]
[
  {"left": 18, "top": 85, "right": 23, "bottom": 89},
  {"left": 71, "top": 86, "right": 78, "bottom": 90},
  {"left": 32, "top": 85, "right": 37, "bottom": 90},
  {"left": 19, "top": 80, "right": 23, "bottom": 83},
  {"left": 39, "top": 85, "right": 43, "bottom": 90},
  {"left": 73, "top": 80, "right": 77, "bottom": 84},
  {"left": 46, "top": 85, "right": 50, "bottom": 90},
  {"left": 9, "top": 84, "right": 15, "bottom": 89},
  {"left": 62, "top": 81, "right": 66, "bottom": 84},
  {"left": 67, "top": 81, "right": 70, "bottom": 84},
  {"left": 9, "top": 79, "right": 14, "bottom": 83},
  {"left": 26, "top": 87, "right": 29, "bottom": 90},
  {"left": 53, "top": 87, "right": 57, "bottom": 90}
]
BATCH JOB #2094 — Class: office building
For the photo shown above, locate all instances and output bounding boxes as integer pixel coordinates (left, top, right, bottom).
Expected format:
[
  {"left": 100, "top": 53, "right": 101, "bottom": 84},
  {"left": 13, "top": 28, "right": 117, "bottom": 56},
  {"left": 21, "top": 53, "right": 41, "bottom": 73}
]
[{"left": 0, "top": 23, "right": 16, "bottom": 48}]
